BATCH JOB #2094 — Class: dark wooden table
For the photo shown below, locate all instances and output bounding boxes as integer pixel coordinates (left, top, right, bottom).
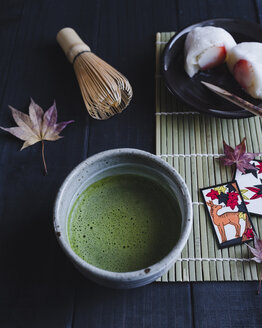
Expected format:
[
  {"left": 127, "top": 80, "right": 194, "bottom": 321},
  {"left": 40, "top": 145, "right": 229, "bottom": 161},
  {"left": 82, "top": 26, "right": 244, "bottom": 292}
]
[{"left": 1, "top": 0, "right": 262, "bottom": 327}]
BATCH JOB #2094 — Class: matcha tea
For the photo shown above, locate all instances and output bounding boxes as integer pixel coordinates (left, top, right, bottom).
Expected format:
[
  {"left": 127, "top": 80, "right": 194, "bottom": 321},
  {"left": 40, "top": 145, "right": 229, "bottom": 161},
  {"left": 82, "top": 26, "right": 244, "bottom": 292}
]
[{"left": 68, "top": 174, "right": 181, "bottom": 272}]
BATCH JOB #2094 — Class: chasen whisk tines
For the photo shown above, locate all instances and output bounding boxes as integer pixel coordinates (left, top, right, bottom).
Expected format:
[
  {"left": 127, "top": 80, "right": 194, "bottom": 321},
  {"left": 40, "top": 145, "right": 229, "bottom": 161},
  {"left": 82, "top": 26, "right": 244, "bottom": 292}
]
[{"left": 57, "top": 28, "right": 132, "bottom": 120}]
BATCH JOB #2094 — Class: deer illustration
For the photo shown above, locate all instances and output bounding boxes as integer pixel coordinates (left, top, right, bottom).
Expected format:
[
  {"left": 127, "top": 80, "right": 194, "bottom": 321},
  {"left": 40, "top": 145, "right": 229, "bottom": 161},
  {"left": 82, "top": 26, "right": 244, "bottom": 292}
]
[{"left": 206, "top": 200, "right": 244, "bottom": 243}]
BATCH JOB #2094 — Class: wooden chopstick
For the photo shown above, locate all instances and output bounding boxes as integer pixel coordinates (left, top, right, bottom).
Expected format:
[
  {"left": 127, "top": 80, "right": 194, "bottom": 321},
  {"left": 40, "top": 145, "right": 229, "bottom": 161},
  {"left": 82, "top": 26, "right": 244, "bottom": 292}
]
[{"left": 201, "top": 81, "right": 262, "bottom": 118}]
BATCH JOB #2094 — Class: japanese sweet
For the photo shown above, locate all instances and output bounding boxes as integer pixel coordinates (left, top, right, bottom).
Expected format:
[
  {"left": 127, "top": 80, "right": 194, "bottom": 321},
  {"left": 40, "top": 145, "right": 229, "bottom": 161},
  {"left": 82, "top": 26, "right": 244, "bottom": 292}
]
[
  {"left": 184, "top": 26, "right": 236, "bottom": 77},
  {"left": 227, "top": 42, "right": 262, "bottom": 99}
]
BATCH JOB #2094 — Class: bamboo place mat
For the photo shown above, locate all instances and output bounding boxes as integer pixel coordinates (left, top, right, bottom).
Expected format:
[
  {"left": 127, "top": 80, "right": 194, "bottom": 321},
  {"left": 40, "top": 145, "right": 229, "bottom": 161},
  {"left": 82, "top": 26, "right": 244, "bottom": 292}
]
[{"left": 156, "top": 32, "right": 262, "bottom": 282}]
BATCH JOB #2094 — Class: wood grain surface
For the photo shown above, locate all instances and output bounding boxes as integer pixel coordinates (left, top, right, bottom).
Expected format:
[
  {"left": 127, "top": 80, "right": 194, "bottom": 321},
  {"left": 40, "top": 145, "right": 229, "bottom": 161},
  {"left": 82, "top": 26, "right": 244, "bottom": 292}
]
[{"left": 0, "top": 0, "right": 261, "bottom": 327}]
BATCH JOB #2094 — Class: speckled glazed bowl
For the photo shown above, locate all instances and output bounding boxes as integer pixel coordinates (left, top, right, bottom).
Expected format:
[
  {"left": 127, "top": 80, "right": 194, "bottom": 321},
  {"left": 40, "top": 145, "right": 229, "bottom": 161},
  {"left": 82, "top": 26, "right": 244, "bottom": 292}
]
[{"left": 53, "top": 148, "right": 192, "bottom": 289}]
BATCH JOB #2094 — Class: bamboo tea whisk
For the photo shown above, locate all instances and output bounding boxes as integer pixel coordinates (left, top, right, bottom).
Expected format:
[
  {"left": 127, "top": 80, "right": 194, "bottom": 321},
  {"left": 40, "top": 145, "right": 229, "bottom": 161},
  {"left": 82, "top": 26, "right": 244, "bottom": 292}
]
[{"left": 57, "top": 28, "right": 132, "bottom": 120}]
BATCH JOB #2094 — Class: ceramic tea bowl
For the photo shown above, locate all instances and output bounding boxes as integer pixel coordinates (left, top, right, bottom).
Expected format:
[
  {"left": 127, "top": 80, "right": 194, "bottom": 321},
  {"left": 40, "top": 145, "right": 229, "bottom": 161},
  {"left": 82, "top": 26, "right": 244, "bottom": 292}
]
[{"left": 53, "top": 148, "right": 192, "bottom": 289}]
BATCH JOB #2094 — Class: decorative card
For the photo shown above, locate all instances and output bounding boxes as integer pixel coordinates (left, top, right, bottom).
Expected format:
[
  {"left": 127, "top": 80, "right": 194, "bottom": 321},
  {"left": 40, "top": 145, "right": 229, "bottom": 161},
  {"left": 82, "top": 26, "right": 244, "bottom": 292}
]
[
  {"left": 201, "top": 181, "right": 255, "bottom": 248},
  {"left": 235, "top": 159, "right": 262, "bottom": 216}
]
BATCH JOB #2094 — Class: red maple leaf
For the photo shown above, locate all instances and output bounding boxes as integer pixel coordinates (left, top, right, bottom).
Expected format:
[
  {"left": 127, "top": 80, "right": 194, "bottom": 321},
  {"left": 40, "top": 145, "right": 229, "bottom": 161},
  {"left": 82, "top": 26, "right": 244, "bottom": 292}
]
[
  {"left": 220, "top": 138, "right": 260, "bottom": 173},
  {"left": 227, "top": 199, "right": 238, "bottom": 210},
  {"left": 256, "top": 162, "right": 262, "bottom": 174},
  {"left": 250, "top": 194, "right": 262, "bottom": 200},
  {"left": 206, "top": 189, "right": 219, "bottom": 200},
  {"left": 246, "top": 187, "right": 262, "bottom": 200},
  {"left": 228, "top": 191, "right": 239, "bottom": 200},
  {"left": 226, "top": 192, "right": 239, "bottom": 210},
  {"left": 247, "top": 187, "right": 260, "bottom": 193},
  {"left": 244, "top": 228, "right": 254, "bottom": 239}
]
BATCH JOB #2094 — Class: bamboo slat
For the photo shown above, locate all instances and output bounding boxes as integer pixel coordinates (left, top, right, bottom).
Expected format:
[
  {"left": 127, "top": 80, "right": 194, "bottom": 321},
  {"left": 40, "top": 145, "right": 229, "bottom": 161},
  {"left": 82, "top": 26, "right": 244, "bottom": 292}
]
[{"left": 156, "top": 32, "right": 260, "bottom": 282}]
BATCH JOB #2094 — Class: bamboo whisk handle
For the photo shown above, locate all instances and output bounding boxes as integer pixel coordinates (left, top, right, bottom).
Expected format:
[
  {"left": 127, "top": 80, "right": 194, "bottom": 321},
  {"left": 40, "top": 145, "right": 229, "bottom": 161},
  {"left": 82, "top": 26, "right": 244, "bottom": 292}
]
[{"left": 56, "top": 28, "right": 91, "bottom": 64}]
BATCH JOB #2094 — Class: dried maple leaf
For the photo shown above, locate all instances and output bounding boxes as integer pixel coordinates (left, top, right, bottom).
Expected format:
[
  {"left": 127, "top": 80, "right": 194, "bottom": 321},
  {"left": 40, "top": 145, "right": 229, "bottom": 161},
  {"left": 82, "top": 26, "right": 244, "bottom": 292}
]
[
  {"left": 247, "top": 235, "right": 262, "bottom": 263},
  {"left": 0, "top": 99, "right": 74, "bottom": 175},
  {"left": 246, "top": 235, "right": 262, "bottom": 294},
  {"left": 220, "top": 138, "right": 260, "bottom": 174}
]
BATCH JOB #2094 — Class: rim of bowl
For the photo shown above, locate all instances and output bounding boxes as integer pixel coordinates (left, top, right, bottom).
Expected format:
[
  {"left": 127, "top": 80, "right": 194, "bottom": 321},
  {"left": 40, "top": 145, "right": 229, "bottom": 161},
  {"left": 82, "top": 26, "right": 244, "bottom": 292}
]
[{"left": 53, "top": 148, "right": 193, "bottom": 283}]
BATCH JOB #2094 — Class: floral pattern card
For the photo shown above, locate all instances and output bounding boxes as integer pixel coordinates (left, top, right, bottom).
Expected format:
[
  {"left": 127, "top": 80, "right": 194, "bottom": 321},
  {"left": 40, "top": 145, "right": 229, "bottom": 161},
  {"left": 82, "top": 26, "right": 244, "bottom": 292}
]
[
  {"left": 201, "top": 181, "right": 255, "bottom": 248},
  {"left": 235, "top": 159, "right": 262, "bottom": 216}
]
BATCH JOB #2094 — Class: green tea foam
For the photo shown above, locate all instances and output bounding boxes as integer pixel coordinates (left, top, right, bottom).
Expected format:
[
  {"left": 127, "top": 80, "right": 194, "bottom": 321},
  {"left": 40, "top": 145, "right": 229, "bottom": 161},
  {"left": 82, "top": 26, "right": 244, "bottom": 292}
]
[{"left": 68, "top": 174, "right": 181, "bottom": 272}]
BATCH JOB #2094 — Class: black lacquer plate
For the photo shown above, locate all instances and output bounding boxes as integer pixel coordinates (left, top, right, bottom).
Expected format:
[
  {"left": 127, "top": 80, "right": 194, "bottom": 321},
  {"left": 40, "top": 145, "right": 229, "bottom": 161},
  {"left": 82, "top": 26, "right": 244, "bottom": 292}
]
[{"left": 162, "top": 18, "right": 262, "bottom": 118}]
